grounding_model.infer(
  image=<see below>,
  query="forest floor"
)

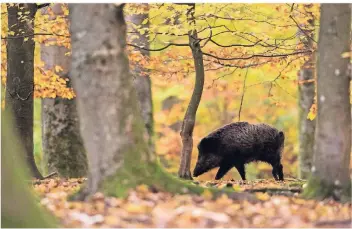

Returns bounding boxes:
[33,178,351,228]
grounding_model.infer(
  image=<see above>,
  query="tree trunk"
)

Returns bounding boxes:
[1,109,56,227]
[41,4,87,178]
[5,4,43,179]
[126,4,154,150]
[69,4,253,202]
[303,4,351,201]
[298,7,316,179]
[178,3,205,180]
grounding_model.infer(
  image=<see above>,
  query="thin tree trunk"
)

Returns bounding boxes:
[41,4,87,177]
[69,4,253,202]
[298,6,316,179]
[178,3,205,180]
[1,109,56,227]
[5,4,43,179]
[126,4,154,150]
[303,4,351,201]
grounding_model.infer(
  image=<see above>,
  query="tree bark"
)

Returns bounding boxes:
[1,109,56,227]
[69,4,253,202]
[5,4,43,179]
[298,6,316,179]
[126,4,154,150]
[178,3,205,180]
[303,4,351,201]
[41,4,87,178]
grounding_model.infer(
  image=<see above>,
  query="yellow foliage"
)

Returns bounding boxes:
[307,104,317,121]
[1,4,74,100]
[132,3,320,180]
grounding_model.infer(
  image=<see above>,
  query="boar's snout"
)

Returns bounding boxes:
[193,162,203,177]
[193,154,222,177]
[193,156,209,177]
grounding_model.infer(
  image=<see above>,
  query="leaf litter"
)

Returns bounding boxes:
[32,178,351,228]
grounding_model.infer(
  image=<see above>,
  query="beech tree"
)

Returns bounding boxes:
[297,4,316,179]
[303,4,351,201]
[5,3,48,179]
[40,3,87,177]
[126,4,154,149]
[69,3,253,201]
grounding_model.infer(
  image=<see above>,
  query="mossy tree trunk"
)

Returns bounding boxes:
[126,4,154,150]
[41,4,87,177]
[302,4,351,202]
[178,3,205,180]
[298,4,316,179]
[69,4,253,201]
[5,3,43,179]
[1,109,56,227]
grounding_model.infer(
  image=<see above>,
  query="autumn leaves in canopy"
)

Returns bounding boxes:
[1,3,351,196]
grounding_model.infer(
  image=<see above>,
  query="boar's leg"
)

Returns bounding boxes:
[271,166,279,180]
[271,162,284,181]
[215,163,233,180]
[277,164,284,181]
[234,163,246,180]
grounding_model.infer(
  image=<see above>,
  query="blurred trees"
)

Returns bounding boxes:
[126,4,154,149]
[69,3,253,201]
[40,3,87,178]
[126,3,317,180]
[297,4,316,179]
[4,3,349,187]
[5,3,44,179]
[303,4,351,201]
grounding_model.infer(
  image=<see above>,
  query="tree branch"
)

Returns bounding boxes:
[204,58,271,69]
[2,32,70,39]
[205,14,296,28]
[289,15,317,43]
[128,42,189,52]
[209,38,262,48]
[238,68,249,121]
[37,3,51,9]
[203,50,311,61]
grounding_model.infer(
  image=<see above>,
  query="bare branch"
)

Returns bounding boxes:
[37,3,51,9]
[289,15,317,43]
[208,38,262,48]
[205,14,296,28]
[238,68,249,121]
[128,42,189,52]
[2,32,69,39]
[290,4,295,12]
[210,68,238,87]
[204,58,272,69]
[203,50,311,61]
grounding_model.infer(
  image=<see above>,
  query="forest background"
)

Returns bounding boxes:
[1,3,347,181]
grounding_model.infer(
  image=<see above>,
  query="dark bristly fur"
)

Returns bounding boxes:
[193,122,285,181]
